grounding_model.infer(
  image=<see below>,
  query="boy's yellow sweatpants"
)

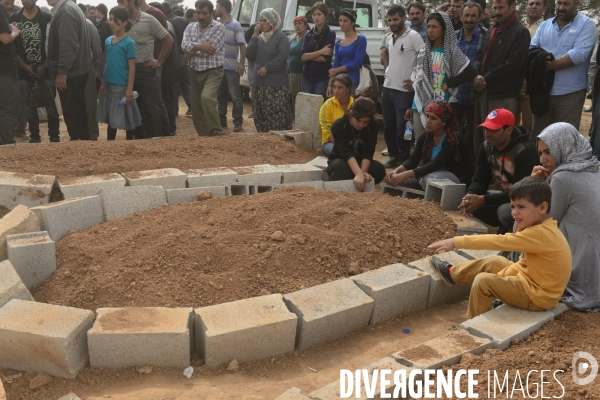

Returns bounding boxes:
[450,255,546,318]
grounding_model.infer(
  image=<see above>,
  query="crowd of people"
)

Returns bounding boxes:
[0,0,599,315]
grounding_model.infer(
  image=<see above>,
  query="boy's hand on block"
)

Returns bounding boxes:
[428,238,455,253]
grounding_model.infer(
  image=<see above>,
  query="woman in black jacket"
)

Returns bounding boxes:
[386,100,472,189]
[327,97,386,192]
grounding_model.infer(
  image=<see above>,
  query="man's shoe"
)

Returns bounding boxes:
[382,157,399,168]
[429,256,455,286]
[584,105,593,112]
[49,137,60,143]
[233,124,243,132]
[15,131,28,138]
[209,129,226,137]
[382,147,389,156]
[185,108,192,116]
[248,112,254,118]
[28,138,41,144]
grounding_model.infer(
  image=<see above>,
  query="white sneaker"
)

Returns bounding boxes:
[382,148,389,156]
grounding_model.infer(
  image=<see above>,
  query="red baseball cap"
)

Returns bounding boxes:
[478,109,515,130]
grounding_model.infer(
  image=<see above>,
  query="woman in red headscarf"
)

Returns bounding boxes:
[385,100,472,189]
[289,16,309,112]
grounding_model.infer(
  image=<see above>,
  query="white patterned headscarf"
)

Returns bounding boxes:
[259,8,281,42]
[537,122,600,183]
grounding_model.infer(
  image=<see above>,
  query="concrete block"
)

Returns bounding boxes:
[381,183,425,199]
[294,93,324,150]
[0,299,94,379]
[323,179,375,193]
[407,252,472,308]
[57,174,126,199]
[309,357,422,400]
[232,165,283,184]
[392,329,491,369]
[185,167,238,188]
[306,157,329,182]
[444,212,488,236]
[99,186,166,221]
[276,164,324,184]
[31,196,104,241]
[228,183,249,196]
[7,231,56,290]
[195,294,297,367]
[0,171,55,209]
[122,168,187,189]
[0,260,33,308]
[88,307,193,369]
[166,186,228,205]
[352,264,430,325]
[270,129,313,150]
[0,204,40,260]
[454,248,502,260]
[424,179,466,211]
[276,181,324,190]
[460,304,555,350]
[283,279,374,350]
[548,303,570,317]
[275,387,310,400]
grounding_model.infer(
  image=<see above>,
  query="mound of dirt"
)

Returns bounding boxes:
[0,135,315,179]
[33,187,455,310]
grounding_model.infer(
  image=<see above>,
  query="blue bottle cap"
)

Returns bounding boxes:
[403,328,410,334]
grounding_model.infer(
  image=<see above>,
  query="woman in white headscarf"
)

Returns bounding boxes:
[533,122,600,312]
[246,8,292,132]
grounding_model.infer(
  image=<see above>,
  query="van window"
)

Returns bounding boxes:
[233,0,257,26]
[296,0,372,28]
[256,0,286,24]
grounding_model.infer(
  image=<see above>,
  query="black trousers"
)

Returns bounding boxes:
[58,72,90,140]
[327,158,387,184]
[132,65,162,139]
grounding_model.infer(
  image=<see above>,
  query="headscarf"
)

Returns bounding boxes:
[293,15,310,30]
[537,122,600,183]
[339,8,357,23]
[259,8,281,43]
[422,101,461,163]
[413,11,470,128]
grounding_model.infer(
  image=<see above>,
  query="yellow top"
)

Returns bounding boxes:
[454,218,571,309]
[319,96,354,145]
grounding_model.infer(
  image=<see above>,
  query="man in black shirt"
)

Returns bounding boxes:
[0,4,20,145]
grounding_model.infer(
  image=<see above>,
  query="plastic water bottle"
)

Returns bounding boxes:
[404,121,413,140]
[119,91,139,105]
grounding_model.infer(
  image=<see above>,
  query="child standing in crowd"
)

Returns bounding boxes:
[97,7,141,140]
[428,177,572,318]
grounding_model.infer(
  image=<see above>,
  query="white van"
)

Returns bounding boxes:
[230,0,387,93]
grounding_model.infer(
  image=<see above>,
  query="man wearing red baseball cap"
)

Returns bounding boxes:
[458,108,538,232]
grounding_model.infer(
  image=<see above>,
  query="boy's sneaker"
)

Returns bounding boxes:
[492,299,504,309]
[429,256,455,286]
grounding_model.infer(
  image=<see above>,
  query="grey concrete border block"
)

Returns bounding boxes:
[0,299,94,379]
[548,303,570,317]
[31,196,104,241]
[0,171,55,209]
[392,329,491,369]
[275,181,324,190]
[351,263,430,325]
[283,279,374,350]
[275,387,310,400]
[57,174,126,199]
[99,186,166,221]
[294,93,324,150]
[323,179,375,193]
[276,164,324,183]
[121,168,187,189]
[232,165,283,184]
[380,183,425,199]
[454,248,502,260]
[444,212,488,236]
[195,294,297,368]
[7,231,56,290]
[0,204,41,261]
[306,157,329,182]
[185,168,238,188]
[0,260,33,308]
[270,130,313,150]
[407,252,472,308]
[460,305,555,349]
[424,179,466,211]
[88,307,193,369]
[166,186,228,205]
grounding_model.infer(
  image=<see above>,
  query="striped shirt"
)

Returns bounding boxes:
[127,10,168,63]
[455,26,486,105]
[181,20,225,72]
[220,17,245,71]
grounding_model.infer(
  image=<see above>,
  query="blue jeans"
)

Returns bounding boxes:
[381,87,414,162]
[19,74,60,141]
[592,93,600,159]
[322,142,333,157]
[217,69,243,125]
[301,76,328,100]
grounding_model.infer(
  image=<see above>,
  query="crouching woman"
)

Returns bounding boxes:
[327,97,386,191]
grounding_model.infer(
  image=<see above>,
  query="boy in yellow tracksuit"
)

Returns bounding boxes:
[428,177,572,318]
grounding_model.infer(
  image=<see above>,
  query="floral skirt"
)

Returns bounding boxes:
[251,85,292,133]
[97,82,142,130]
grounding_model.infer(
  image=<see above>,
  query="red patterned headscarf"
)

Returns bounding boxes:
[422,101,461,163]
[293,16,310,29]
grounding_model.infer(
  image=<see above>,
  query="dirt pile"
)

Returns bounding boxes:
[33,187,455,310]
[0,135,315,179]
